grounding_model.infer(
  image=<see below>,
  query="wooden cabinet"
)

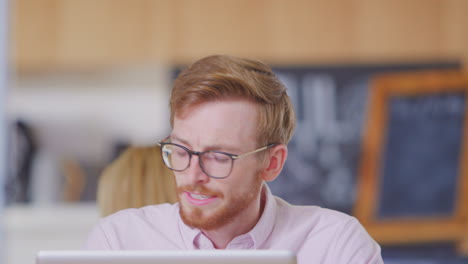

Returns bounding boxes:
[11,0,156,71]
[12,0,59,70]
[10,0,468,72]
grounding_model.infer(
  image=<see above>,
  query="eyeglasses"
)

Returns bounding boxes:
[157,141,277,179]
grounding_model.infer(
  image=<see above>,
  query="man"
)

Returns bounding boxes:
[85,55,383,263]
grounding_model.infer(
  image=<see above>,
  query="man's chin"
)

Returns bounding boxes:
[179,206,226,231]
[177,179,263,231]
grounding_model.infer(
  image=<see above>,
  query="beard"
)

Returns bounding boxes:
[177,175,263,231]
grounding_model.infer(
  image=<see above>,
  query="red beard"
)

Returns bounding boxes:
[177,177,263,230]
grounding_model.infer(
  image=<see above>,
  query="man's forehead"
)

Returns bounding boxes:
[171,100,259,150]
[171,121,254,151]
[173,99,259,126]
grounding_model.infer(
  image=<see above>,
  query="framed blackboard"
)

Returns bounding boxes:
[354,70,468,248]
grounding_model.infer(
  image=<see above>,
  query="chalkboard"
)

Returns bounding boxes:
[379,93,465,219]
[354,70,468,246]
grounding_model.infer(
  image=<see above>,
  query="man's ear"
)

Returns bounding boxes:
[260,144,288,182]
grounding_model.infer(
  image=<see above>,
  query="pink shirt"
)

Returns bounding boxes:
[84,186,383,263]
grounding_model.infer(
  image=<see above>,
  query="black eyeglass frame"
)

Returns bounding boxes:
[157,141,278,179]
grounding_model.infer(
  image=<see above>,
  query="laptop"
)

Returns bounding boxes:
[36,250,297,264]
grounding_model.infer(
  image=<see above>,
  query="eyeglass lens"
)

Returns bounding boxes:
[161,144,233,178]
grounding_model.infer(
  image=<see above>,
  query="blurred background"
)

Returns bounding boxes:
[1,0,468,263]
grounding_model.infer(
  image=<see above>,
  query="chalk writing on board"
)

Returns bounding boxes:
[378,93,466,219]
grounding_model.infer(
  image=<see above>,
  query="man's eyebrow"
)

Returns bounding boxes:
[170,134,241,154]
[170,134,190,146]
[204,144,241,154]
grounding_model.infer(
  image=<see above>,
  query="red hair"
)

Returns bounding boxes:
[170,55,296,146]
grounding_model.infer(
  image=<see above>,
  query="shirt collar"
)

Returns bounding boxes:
[177,183,278,249]
[176,204,200,249]
[248,184,277,248]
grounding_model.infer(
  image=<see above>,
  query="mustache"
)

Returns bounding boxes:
[177,185,223,197]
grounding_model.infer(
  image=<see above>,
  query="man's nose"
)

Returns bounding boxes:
[185,154,210,185]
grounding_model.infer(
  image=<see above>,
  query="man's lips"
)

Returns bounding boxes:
[184,191,218,206]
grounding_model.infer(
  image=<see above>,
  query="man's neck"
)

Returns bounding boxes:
[201,191,266,249]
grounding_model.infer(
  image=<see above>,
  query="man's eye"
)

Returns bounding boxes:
[204,153,228,162]
[214,154,230,163]
[175,150,188,157]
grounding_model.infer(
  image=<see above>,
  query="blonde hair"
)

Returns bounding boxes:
[98,146,177,217]
[170,55,296,146]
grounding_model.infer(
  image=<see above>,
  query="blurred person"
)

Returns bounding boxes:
[98,146,177,217]
[85,55,383,263]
